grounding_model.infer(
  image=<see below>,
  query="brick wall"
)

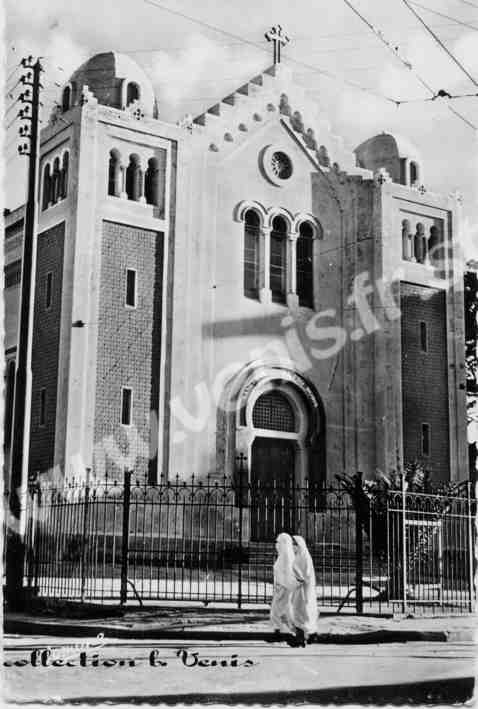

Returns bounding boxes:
[94,221,163,480]
[400,282,450,480]
[29,222,65,475]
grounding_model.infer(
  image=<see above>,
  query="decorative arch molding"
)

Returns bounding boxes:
[292,212,323,239]
[216,360,326,486]
[266,206,294,230]
[234,202,322,235]
[233,200,268,226]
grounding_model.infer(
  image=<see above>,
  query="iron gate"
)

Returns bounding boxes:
[16,470,476,615]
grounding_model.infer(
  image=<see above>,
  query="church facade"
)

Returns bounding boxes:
[4,51,468,496]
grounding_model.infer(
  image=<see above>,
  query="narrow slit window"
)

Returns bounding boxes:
[121,387,133,426]
[125,269,137,308]
[39,388,47,426]
[419,321,428,352]
[45,272,53,309]
[421,423,431,457]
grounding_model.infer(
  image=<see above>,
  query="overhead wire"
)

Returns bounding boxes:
[455,0,478,9]
[5,62,22,85]
[341,0,476,129]
[448,105,477,128]
[142,0,399,105]
[401,0,478,87]
[409,1,478,32]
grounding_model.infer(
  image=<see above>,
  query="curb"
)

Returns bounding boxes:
[15,677,472,705]
[4,618,475,643]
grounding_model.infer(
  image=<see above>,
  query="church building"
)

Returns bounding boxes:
[4,50,468,502]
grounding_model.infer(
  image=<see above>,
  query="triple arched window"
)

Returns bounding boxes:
[242,208,318,308]
[41,151,69,211]
[401,219,443,266]
[107,148,163,208]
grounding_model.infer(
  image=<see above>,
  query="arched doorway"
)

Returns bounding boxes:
[249,387,306,541]
[219,362,326,541]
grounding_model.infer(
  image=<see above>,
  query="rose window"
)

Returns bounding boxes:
[270,151,293,180]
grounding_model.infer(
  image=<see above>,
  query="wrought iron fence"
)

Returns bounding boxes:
[14,470,476,615]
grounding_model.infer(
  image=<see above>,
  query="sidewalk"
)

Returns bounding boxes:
[4,602,477,643]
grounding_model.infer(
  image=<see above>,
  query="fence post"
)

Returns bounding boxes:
[33,476,41,593]
[120,469,131,606]
[467,481,475,613]
[237,453,246,610]
[401,472,408,615]
[354,471,363,614]
[25,475,36,591]
[80,467,91,604]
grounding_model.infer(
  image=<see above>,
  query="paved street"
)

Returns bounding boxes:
[3,634,476,705]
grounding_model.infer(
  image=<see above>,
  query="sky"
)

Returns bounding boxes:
[3,0,478,261]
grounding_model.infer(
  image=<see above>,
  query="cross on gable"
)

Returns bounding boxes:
[265,24,290,64]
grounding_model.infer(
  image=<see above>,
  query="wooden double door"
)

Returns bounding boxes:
[250,437,296,541]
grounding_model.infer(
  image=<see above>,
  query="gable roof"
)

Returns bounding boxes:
[190,63,364,176]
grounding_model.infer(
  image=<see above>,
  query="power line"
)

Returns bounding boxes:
[409,1,478,33]
[6,62,21,85]
[5,114,21,132]
[341,0,435,97]
[342,0,415,70]
[448,105,477,129]
[399,89,478,103]
[455,0,478,9]
[401,0,478,87]
[340,0,476,129]
[142,0,399,105]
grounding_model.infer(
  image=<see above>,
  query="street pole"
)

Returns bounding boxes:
[5,56,43,610]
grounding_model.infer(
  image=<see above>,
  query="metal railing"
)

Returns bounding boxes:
[13,469,476,615]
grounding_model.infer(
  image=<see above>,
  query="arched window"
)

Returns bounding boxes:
[108,149,122,197]
[61,85,71,112]
[4,360,15,449]
[410,161,419,185]
[125,154,142,201]
[402,219,412,261]
[60,152,69,199]
[270,215,287,303]
[414,223,426,263]
[428,225,440,267]
[51,157,61,205]
[145,157,159,206]
[252,390,296,432]
[244,209,260,298]
[126,82,140,106]
[296,221,314,308]
[42,164,51,211]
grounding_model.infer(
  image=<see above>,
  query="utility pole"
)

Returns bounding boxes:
[5,56,43,610]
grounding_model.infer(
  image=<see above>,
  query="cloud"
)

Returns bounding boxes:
[149,33,260,109]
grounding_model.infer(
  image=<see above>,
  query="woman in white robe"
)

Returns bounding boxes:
[291,535,319,644]
[270,532,298,634]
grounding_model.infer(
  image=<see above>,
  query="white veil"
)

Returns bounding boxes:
[273,533,297,590]
[292,535,315,584]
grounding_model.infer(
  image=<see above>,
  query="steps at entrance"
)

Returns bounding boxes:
[245,542,357,570]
